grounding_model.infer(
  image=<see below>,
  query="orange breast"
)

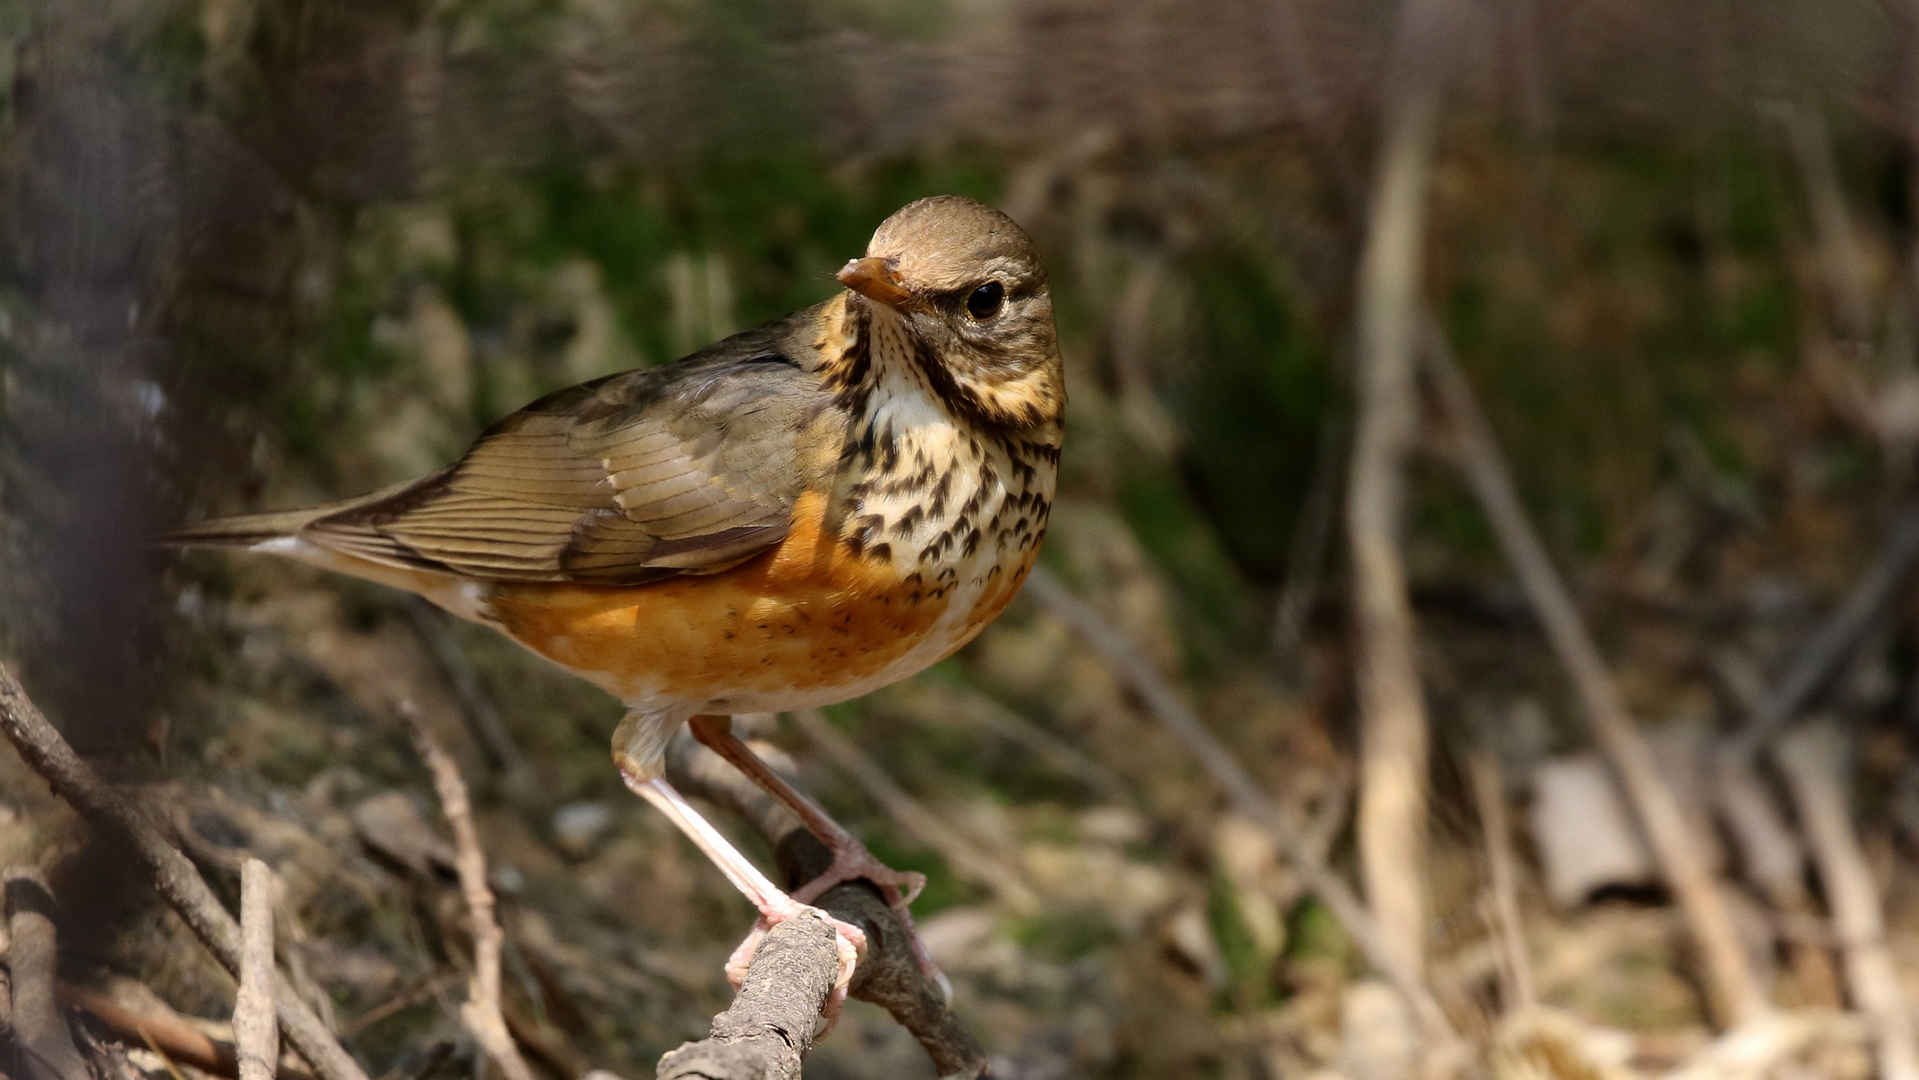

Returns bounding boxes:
[485,491,952,703]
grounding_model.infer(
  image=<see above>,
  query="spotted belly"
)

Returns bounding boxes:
[481,491,1029,713]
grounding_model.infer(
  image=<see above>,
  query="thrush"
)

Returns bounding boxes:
[165,195,1065,1015]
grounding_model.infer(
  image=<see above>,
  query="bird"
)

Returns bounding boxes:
[163,194,1065,1017]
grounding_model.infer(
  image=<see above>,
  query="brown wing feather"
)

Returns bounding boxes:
[302,311,840,583]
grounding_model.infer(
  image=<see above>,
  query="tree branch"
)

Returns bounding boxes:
[1422,334,1765,1027]
[1346,0,1457,985]
[1775,723,1919,1080]
[0,661,370,1080]
[6,866,89,1080]
[1022,567,1454,1041]
[403,709,535,1080]
[1721,505,1919,765]
[235,859,280,1080]
[662,736,989,1078]
[654,912,841,1080]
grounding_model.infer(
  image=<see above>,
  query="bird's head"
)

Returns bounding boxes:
[838,196,1064,431]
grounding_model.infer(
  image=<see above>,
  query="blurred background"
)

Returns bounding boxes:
[4,0,1919,1076]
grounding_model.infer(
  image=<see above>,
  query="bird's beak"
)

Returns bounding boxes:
[837,255,916,311]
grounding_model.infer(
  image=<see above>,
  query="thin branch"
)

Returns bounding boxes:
[1421,335,1764,1027]
[1711,652,1842,1004]
[236,859,280,1080]
[1721,505,1919,765]
[403,600,520,775]
[1272,414,1345,659]
[1022,566,1454,1040]
[654,912,840,1080]
[403,709,535,1080]
[6,867,89,1080]
[1774,722,1919,1080]
[0,661,370,1080]
[1346,0,1456,985]
[664,736,989,1078]
[791,708,1041,914]
[57,983,321,1080]
[1778,104,1874,341]
[1466,752,1534,1012]
[1668,1010,1873,1080]
[904,684,1132,805]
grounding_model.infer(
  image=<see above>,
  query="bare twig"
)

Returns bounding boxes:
[791,709,1041,914]
[1721,505,1919,764]
[403,709,535,1080]
[1422,337,1764,1027]
[899,683,1132,805]
[1668,1009,1873,1080]
[1711,653,1842,1004]
[1774,722,1919,1080]
[1022,566,1454,1040]
[6,867,89,1080]
[0,661,370,1080]
[1466,753,1535,1012]
[653,912,841,1080]
[1346,0,1457,985]
[403,600,520,775]
[665,736,989,1078]
[1778,104,1874,340]
[1272,415,1345,658]
[236,859,280,1080]
[57,983,322,1080]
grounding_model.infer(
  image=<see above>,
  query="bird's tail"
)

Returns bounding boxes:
[154,507,331,549]
[157,482,492,624]
[156,477,424,550]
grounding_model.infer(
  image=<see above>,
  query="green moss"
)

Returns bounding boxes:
[1206,871,1272,1007]
[1284,897,1354,970]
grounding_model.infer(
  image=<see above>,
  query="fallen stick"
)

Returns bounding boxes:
[1422,336,1764,1027]
[1775,722,1919,1080]
[235,859,280,1080]
[1022,566,1454,1040]
[0,661,369,1080]
[1721,505,1919,765]
[403,709,535,1080]
[1345,0,1457,985]
[56,983,328,1080]
[6,866,89,1080]
[1467,752,1534,1012]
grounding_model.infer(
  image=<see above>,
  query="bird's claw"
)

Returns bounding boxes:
[726,901,867,1036]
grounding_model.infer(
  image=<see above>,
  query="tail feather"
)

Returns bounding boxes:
[157,476,428,550]
[159,481,493,624]
[156,507,330,548]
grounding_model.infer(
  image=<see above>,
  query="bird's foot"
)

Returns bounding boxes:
[725,897,867,1035]
[790,837,925,909]
[790,839,950,1003]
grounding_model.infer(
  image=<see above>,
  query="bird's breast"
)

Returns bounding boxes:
[483,315,1058,713]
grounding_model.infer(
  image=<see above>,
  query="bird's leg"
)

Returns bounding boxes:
[612,712,865,1028]
[687,714,947,997]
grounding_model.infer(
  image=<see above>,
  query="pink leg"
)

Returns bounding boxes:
[688,715,948,998]
[616,764,865,1027]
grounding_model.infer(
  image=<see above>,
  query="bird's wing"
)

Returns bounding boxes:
[304,322,840,584]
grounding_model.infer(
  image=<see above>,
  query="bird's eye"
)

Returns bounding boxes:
[966,280,1005,320]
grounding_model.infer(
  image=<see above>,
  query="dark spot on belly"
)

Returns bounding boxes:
[919,530,953,564]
